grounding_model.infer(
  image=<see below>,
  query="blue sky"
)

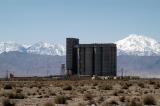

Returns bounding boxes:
[0,0,160,44]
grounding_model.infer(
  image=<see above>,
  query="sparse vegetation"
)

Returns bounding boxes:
[143,94,156,105]
[0,79,160,105]
[127,97,143,106]
[16,88,23,93]
[120,96,125,102]
[113,90,118,96]
[138,82,145,88]
[154,83,160,89]
[149,80,156,85]
[4,84,12,89]
[101,99,118,106]
[83,92,93,101]
[55,95,67,104]
[99,84,113,90]
[122,82,132,89]
[44,102,55,106]
[92,82,98,86]
[109,99,119,105]
[8,92,26,99]
[2,98,15,106]
[63,85,72,90]
[97,96,105,104]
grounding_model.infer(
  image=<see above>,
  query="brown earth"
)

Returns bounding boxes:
[0,79,160,106]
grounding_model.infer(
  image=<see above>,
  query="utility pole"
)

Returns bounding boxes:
[121,68,124,78]
[77,47,80,77]
[6,70,9,80]
[4,42,6,52]
[61,64,65,75]
[47,69,49,77]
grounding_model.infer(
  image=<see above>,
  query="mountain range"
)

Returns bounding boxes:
[0,34,160,78]
[0,41,65,56]
[0,52,65,77]
[0,34,160,56]
[116,34,160,56]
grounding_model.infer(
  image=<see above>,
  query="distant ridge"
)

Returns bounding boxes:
[0,34,160,56]
[0,51,65,77]
[116,34,160,56]
[27,41,65,56]
[0,41,65,56]
[1,34,160,78]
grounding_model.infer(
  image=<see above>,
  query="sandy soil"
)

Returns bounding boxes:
[0,79,160,106]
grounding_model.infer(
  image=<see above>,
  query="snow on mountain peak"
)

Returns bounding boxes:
[27,41,65,56]
[0,42,25,53]
[0,34,159,56]
[0,41,65,56]
[116,34,160,56]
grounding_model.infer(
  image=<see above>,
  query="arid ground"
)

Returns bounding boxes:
[0,78,160,106]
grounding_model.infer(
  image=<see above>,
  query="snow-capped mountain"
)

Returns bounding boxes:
[0,41,65,56]
[0,34,160,56]
[0,42,26,53]
[116,34,160,56]
[27,41,65,56]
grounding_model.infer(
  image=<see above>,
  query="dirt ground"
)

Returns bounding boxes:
[0,78,160,106]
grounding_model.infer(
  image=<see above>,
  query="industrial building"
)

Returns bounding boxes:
[66,38,117,76]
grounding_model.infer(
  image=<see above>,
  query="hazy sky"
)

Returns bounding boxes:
[0,0,160,44]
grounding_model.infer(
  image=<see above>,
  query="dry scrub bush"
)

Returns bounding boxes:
[126,97,142,106]
[54,95,67,104]
[138,82,145,88]
[101,99,118,106]
[143,95,156,105]
[83,92,93,101]
[87,100,97,106]
[2,98,15,106]
[122,82,132,89]
[149,80,156,85]
[63,85,72,90]
[3,92,26,99]
[16,88,23,93]
[122,84,129,89]
[99,84,113,90]
[4,84,12,89]
[119,96,125,102]
[113,90,118,96]
[118,89,124,93]
[44,102,55,106]
[91,86,96,89]
[97,96,105,104]
[154,83,160,89]
[92,82,98,86]
[77,103,86,106]
[50,92,56,96]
